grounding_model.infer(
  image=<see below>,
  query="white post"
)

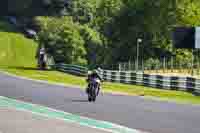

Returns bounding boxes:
[163,56,166,72]
[119,63,121,71]
[136,38,142,72]
[142,59,144,72]
[171,56,173,72]
[192,49,194,76]
[136,41,139,71]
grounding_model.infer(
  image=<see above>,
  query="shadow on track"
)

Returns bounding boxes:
[71,99,89,103]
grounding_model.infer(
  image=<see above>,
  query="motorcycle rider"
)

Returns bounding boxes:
[36,45,46,68]
[86,69,102,95]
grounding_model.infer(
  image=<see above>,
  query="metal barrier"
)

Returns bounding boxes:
[98,69,199,93]
[53,64,200,94]
[52,63,88,76]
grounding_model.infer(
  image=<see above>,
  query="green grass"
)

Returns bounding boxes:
[0,20,200,105]
[0,21,37,68]
[4,68,86,87]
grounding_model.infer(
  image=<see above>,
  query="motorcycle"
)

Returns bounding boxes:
[38,60,46,70]
[88,78,101,102]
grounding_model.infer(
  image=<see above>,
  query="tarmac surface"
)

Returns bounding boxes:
[0,72,200,133]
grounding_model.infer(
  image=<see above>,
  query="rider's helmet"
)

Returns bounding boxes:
[87,71,92,75]
[97,67,101,71]
[92,69,99,75]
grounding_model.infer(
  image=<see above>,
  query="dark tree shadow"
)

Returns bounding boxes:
[0,17,20,33]
[6,66,54,71]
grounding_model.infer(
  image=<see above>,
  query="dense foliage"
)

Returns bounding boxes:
[4,0,200,68]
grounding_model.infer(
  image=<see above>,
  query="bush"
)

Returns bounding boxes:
[145,58,161,70]
[35,16,87,66]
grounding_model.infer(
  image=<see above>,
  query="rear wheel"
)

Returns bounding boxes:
[88,84,98,102]
[92,96,96,102]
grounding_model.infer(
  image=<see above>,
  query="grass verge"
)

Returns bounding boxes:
[0,21,37,68]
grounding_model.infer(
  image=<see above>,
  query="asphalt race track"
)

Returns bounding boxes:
[0,72,200,133]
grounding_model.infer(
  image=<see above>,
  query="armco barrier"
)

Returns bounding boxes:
[97,69,199,93]
[53,64,200,94]
[53,63,88,76]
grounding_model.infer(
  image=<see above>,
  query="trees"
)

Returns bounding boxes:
[80,25,107,68]
[4,0,200,68]
[35,16,87,65]
[67,0,124,67]
[176,0,200,26]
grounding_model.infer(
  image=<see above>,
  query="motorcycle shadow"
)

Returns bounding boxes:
[71,99,89,103]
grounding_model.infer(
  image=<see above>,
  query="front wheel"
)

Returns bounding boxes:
[88,94,96,102]
[88,96,92,102]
